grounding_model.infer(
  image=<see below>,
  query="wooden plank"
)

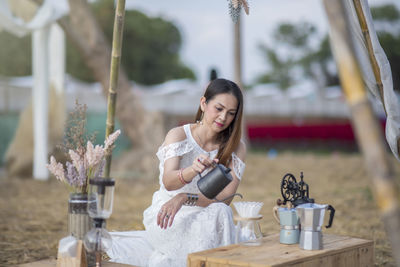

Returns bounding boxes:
[187,234,374,267]
[272,236,373,266]
[189,234,349,262]
[359,245,374,267]
[188,234,310,265]
[187,254,206,267]
[284,243,375,267]
[327,249,359,267]
[252,242,372,266]
[255,235,371,266]
[16,259,134,267]
[16,259,56,267]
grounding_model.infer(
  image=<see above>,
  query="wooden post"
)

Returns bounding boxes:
[352,0,400,156]
[233,13,249,144]
[233,13,242,89]
[352,0,385,114]
[104,0,126,177]
[32,25,50,180]
[323,1,400,266]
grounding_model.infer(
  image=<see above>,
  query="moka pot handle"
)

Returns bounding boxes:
[325,205,335,228]
[273,206,280,223]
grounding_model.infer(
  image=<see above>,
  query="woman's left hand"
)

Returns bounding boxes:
[157,193,186,229]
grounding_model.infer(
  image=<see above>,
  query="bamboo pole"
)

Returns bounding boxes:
[352,0,386,115]
[352,0,400,156]
[104,0,126,178]
[323,1,400,266]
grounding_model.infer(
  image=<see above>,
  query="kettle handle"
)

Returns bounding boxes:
[272,206,280,223]
[325,205,335,228]
[198,162,228,179]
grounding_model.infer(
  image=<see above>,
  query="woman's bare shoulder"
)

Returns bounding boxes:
[163,125,187,146]
[235,139,247,161]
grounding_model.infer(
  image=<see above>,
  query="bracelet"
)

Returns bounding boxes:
[178,168,190,185]
[184,193,199,206]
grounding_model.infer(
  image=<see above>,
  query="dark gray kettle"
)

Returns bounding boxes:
[197,163,233,199]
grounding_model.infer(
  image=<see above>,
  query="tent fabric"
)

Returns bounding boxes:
[345,0,400,160]
[0,0,68,37]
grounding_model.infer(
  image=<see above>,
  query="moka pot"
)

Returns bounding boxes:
[296,203,335,250]
[273,206,300,244]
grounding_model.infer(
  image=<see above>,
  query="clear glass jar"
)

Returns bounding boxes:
[235,216,263,246]
[84,225,112,252]
[68,193,91,240]
[87,178,115,219]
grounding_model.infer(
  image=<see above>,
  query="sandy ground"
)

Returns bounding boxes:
[0,151,399,266]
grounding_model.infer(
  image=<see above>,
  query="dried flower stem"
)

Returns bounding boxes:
[48,101,120,194]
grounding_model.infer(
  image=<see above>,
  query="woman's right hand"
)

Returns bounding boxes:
[157,193,186,229]
[191,154,219,174]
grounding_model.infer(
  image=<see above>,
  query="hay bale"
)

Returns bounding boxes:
[5,85,65,177]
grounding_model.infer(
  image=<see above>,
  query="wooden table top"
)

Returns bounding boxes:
[188,233,374,267]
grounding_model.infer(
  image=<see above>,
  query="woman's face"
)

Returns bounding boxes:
[201,93,239,132]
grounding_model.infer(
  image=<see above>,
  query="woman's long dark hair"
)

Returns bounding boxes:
[194,78,244,166]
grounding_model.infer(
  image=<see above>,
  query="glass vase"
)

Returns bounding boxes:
[68,193,95,267]
[68,193,92,239]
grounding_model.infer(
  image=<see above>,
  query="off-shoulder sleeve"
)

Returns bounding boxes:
[232,152,245,180]
[156,139,193,163]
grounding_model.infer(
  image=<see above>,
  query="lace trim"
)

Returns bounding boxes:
[142,202,235,267]
[232,153,245,180]
[184,124,218,155]
[156,139,194,163]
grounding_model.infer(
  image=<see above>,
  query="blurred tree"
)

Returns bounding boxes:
[0,0,195,85]
[273,22,316,48]
[371,4,400,22]
[298,35,339,87]
[82,0,195,84]
[0,32,31,76]
[257,46,294,89]
[257,22,321,90]
[258,4,400,92]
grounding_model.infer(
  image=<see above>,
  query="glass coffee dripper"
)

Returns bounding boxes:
[233,201,264,246]
[84,178,115,267]
[235,216,263,245]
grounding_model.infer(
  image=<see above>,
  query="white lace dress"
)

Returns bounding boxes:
[107,124,246,267]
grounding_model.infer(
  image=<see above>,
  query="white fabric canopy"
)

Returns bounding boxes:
[0,0,68,36]
[0,0,68,179]
[345,0,400,160]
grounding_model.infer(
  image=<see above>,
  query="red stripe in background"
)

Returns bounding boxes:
[180,119,386,142]
[247,120,386,141]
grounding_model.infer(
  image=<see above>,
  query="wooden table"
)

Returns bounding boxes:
[187,234,374,267]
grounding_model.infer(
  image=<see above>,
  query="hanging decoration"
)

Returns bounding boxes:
[228,0,249,23]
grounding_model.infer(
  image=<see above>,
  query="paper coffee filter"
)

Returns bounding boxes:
[233,201,264,218]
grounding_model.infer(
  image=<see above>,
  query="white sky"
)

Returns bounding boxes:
[126,0,400,86]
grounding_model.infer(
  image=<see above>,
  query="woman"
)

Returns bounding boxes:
[107,78,246,267]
